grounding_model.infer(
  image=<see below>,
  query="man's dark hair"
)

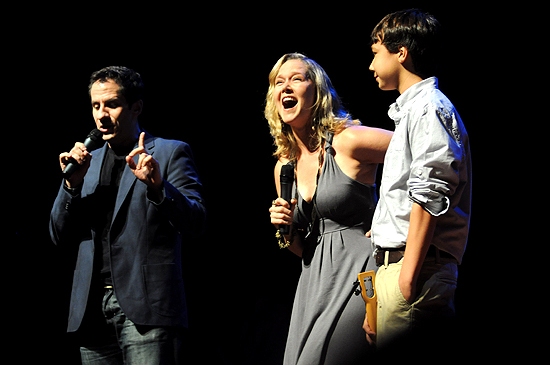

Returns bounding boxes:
[89,66,145,107]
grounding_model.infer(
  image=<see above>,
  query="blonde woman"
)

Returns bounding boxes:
[267,53,393,364]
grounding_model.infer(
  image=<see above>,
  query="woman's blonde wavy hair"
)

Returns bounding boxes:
[265,53,360,163]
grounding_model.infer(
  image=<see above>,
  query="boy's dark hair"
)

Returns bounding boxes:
[88,66,145,107]
[371,8,442,78]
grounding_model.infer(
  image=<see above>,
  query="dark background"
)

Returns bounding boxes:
[9,2,501,364]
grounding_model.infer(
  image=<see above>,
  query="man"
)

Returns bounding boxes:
[49,65,207,364]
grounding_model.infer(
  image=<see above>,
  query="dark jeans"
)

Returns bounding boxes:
[79,288,185,365]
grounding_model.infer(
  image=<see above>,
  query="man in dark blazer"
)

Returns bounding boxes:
[49,66,207,365]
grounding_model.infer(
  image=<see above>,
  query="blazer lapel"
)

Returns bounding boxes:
[112,133,155,219]
[84,144,108,193]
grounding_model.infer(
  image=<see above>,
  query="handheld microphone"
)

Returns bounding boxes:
[62,129,104,179]
[279,163,294,235]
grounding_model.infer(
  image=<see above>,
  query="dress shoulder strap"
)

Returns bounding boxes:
[325,131,334,145]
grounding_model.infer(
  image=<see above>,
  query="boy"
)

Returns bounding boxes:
[364,8,472,355]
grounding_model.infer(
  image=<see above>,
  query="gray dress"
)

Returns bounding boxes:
[284,132,378,365]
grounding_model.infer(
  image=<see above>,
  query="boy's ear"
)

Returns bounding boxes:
[397,46,408,64]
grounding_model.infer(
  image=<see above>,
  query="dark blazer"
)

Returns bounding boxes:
[49,132,207,332]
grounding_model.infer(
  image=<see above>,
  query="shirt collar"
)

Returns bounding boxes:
[388,77,438,124]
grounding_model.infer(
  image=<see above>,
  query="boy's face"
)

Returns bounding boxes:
[369,40,401,92]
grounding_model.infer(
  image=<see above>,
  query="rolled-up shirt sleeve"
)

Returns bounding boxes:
[408,104,464,217]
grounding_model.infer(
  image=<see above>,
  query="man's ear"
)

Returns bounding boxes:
[131,100,143,115]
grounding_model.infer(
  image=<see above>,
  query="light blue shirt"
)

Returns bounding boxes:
[371,77,472,264]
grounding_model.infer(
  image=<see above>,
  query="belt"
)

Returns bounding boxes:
[375,247,405,266]
[375,245,455,266]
